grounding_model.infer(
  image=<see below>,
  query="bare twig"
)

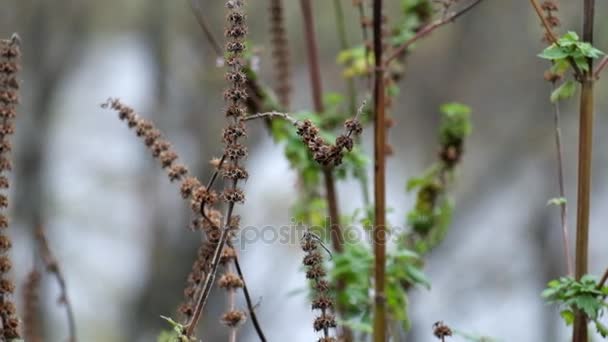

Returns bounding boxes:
[385,0,485,65]
[189,0,223,57]
[598,267,608,289]
[232,252,267,341]
[242,111,298,124]
[36,227,77,342]
[185,199,236,337]
[529,0,559,44]
[593,56,608,79]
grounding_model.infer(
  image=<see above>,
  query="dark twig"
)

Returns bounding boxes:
[372,0,387,340]
[189,0,223,57]
[593,56,608,79]
[36,227,77,342]
[385,0,485,65]
[598,267,608,290]
[232,251,267,341]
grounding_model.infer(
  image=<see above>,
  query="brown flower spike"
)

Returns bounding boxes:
[0,34,22,340]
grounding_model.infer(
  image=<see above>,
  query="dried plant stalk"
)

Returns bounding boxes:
[269,0,292,109]
[0,34,22,341]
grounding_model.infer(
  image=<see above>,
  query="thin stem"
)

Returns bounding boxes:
[36,227,77,342]
[385,0,485,65]
[529,0,559,44]
[355,0,373,91]
[232,252,267,341]
[372,0,387,341]
[189,0,223,57]
[298,0,344,254]
[528,0,583,78]
[333,0,358,115]
[598,267,608,289]
[550,82,573,276]
[300,0,324,112]
[186,199,237,337]
[242,111,298,124]
[299,1,348,339]
[573,2,595,341]
[227,262,237,342]
[593,55,607,79]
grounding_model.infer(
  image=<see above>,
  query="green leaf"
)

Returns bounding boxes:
[440,102,471,116]
[547,197,567,206]
[404,264,431,289]
[560,309,575,325]
[550,81,576,103]
[595,320,608,338]
[538,45,570,60]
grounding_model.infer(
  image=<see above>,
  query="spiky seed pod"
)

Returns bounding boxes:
[301,234,336,339]
[221,310,247,327]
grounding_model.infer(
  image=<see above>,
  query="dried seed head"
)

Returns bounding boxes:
[168,164,188,182]
[313,314,337,332]
[225,143,248,160]
[312,295,334,310]
[180,177,202,199]
[221,310,247,327]
[433,321,453,339]
[218,272,244,289]
[344,118,363,135]
[221,188,245,203]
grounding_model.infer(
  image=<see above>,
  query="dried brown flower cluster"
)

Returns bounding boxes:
[540,1,562,83]
[296,117,363,167]
[269,0,291,109]
[301,233,336,341]
[0,34,21,340]
[22,270,41,342]
[218,0,250,333]
[432,321,453,341]
[540,1,560,43]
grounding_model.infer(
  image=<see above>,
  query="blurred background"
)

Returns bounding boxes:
[1,0,608,341]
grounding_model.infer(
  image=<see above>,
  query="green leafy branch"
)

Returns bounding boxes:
[542,275,608,337]
[404,103,471,255]
[538,31,604,102]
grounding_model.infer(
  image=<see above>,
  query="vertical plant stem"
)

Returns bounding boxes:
[299,0,344,254]
[372,0,387,341]
[299,1,349,338]
[334,0,370,207]
[573,1,595,341]
[333,0,358,114]
[232,252,267,341]
[550,82,573,276]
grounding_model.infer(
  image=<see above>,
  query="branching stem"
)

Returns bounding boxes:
[385,0,485,65]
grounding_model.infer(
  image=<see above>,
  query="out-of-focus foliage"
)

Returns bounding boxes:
[542,275,608,337]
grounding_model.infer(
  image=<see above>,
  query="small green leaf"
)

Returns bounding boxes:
[560,310,575,325]
[595,320,608,338]
[547,197,567,206]
[550,81,576,103]
[404,264,431,289]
